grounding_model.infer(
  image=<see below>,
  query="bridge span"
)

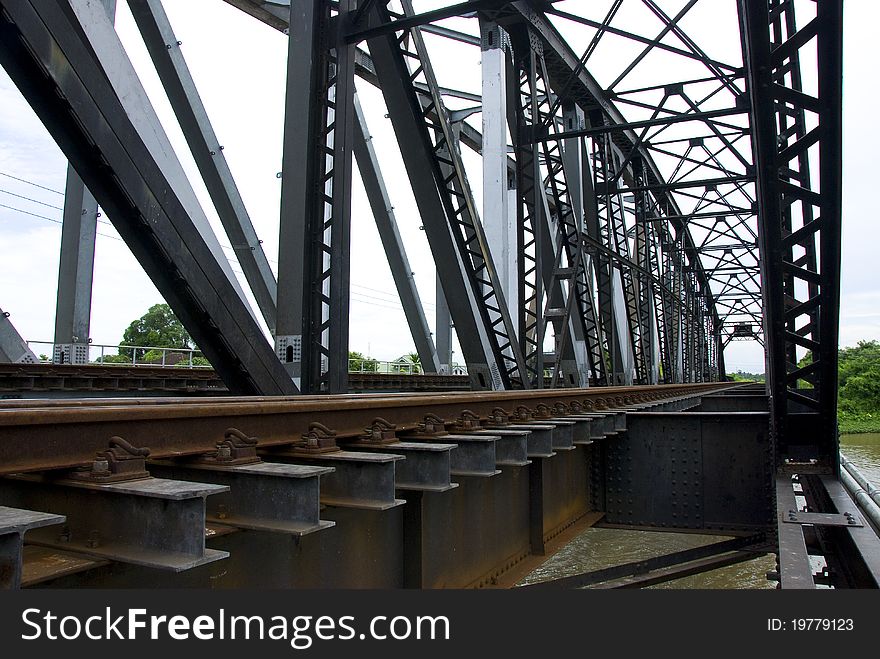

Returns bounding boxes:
[0,0,876,591]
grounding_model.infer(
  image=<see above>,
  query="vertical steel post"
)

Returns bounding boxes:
[435,277,453,373]
[739,0,842,470]
[481,20,518,324]
[53,0,115,364]
[278,0,356,393]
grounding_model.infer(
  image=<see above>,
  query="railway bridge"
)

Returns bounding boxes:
[1,0,877,589]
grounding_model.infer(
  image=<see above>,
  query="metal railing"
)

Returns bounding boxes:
[27,341,209,368]
[26,341,470,375]
[840,453,880,532]
[348,359,467,375]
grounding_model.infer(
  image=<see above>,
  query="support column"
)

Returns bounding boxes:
[481,21,517,322]
[53,169,98,365]
[277,0,356,393]
[53,0,115,365]
[435,278,453,374]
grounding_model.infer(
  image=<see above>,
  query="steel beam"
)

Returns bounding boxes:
[352,95,440,373]
[0,506,65,589]
[127,0,279,334]
[53,169,98,365]
[277,0,356,393]
[0,475,229,571]
[0,0,296,394]
[0,308,37,364]
[149,455,335,536]
[481,21,518,323]
[52,0,115,364]
[435,278,454,374]
[739,0,842,470]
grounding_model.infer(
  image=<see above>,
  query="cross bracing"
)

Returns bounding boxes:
[0,0,841,468]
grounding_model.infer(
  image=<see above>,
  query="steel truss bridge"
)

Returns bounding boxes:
[0,0,877,590]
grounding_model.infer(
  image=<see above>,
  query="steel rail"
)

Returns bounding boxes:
[0,383,732,475]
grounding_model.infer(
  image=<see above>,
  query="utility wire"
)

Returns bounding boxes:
[0,170,64,195]
[0,188,63,210]
[0,202,122,243]
[2,176,435,311]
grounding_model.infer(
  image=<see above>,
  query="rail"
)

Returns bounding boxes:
[0,382,733,475]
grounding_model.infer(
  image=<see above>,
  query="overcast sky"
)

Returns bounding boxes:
[0,0,876,375]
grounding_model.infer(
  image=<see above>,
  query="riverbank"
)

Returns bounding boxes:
[839,412,880,434]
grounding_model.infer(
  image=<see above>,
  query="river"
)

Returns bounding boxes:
[518,433,880,589]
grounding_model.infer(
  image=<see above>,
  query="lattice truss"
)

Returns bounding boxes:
[344,0,767,385]
[0,0,834,394]
[522,0,764,378]
[340,0,768,386]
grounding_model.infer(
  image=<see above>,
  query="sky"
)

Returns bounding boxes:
[0,0,876,375]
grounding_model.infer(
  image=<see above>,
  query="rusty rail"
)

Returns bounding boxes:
[0,363,472,394]
[0,383,733,474]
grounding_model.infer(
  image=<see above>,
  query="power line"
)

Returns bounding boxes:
[0,188,63,210]
[0,202,60,224]
[1,178,437,311]
[0,171,64,195]
[0,202,123,242]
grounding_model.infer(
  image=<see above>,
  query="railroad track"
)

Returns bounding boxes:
[0,363,471,394]
[0,383,730,474]
[0,382,740,588]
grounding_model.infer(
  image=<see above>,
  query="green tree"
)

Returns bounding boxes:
[730,370,765,382]
[348,350,378,372]
[838,340,880,414]
[119,303,193,359]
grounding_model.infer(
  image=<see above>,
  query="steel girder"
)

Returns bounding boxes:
[277,0,357,393]
[0,0,297,395]
[367,1,529,390]
[6,0,838,406]
[53,0,115,361]
[53,167,99,359]
[222,1,725,388]
[352,95,441,373]
[513,43,606,389]
[127,0,279,335]
[740,0,842,471]
[507,1,731,384]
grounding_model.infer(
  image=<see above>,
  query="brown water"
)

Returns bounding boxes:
[519,434,880,589]
[518,528,777,589]
[841,432,880,487]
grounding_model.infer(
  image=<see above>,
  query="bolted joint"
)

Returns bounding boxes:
[454,409,484,431]
[418,414,448,436]
[194,427,261,465]
[358,418,398,445]
[295,422,340,453]
[534,403,553,420]
[553,402,570,417]
[70,436,151,483]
